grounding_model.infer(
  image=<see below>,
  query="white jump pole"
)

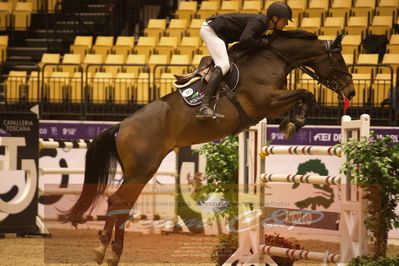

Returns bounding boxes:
[224,115,370,265]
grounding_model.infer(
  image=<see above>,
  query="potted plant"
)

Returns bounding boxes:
[339,133,399,263]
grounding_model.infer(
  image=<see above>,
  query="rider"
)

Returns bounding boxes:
[195,1,293,120]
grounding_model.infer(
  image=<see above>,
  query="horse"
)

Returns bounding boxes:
[63,30,355,265]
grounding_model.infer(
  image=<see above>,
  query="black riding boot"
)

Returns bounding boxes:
[195,66,225,120]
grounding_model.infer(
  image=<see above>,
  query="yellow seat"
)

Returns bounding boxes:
[134,36,157,61]
[175,1,197,21]
[90,72,113,103]
[387,34,399,53]
[5,71,27,102]
[241,0,262,14]
[299,17,321,34]
[70,72,85,103]
[92,36,114,61]
[144,19,166,42]
[372,73,396,106]
[114,72,136,104]
[305,0,329,18]
[113,36,135,61]
[70,36,93,61]
[342,53,355,65]
[381,53,399,74]
[329,0,351,19]
[46,72,70,103]
[198,41,209,56]
[351,73,372,106]
[354,54,379,75]
[27,71,42,102]
[13,2,32,30]
[169,54,192,75]
[192,54,203,67]
[60,53,81,74]
[83,54,103,75]
[197,1,219,20]
[124,54,148,76]
[368,16,393,37]
[158,72,176,98]
[0,2,12,30]
[342,34,362,59]
[187,19,203,37]
[345,16,368,37]
[351,0,375,18]
[298,72,320,95]
[321,17,345,36]
[376,0,398,17]
[39,53,60,74]
[318,35,337,41]
[287,0,306,22]
[148,54,169,79]
[104,54,124,77]
[135,72,151,104]
[218,1,240,15]
[166,19,188,41]
[156,36,178,60]
[0,35,8,62]
[178,36,201,58]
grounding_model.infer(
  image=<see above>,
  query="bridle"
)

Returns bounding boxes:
[267,39,352,98]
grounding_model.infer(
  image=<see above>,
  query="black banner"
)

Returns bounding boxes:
[0,112,39,234]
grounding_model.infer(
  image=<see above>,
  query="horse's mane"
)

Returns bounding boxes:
[268,30,318,40]
[229,30,318,56]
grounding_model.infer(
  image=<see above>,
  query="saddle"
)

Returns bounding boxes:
[173,55,255,134]
[173,56,240,106]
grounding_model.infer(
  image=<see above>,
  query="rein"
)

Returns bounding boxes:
[267,43,352,114]
[267,45,344,95]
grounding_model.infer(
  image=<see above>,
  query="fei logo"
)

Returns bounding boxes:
[0,137,37,220]
[313,133,331,141]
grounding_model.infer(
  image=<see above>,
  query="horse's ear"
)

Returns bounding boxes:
[332,34,345,47]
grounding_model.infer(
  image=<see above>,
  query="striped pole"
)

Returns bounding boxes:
[259,173,341,185]
[39,188,175,196]
[260,145,341,158]
[260,245,340,263]
[39,138,92,149]
[39,168,177,177]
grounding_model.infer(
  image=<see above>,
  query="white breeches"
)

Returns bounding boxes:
[200,22,230,75]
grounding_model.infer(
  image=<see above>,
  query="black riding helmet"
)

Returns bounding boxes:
[267,2,293,22]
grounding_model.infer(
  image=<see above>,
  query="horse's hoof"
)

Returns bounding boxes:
[107,251,120,266]
[93,245,107,265]
[284,122,297,139]
[279,117,290,132]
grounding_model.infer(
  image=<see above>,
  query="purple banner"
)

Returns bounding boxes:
[39,121,116,140]
[268,126,399,146]
[1,120,398,142]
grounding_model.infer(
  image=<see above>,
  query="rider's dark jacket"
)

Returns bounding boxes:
[206,13,270,48]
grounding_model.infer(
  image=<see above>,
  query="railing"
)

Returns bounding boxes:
[0,62,397,123]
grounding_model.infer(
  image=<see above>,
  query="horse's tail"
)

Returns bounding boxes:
[63,124,120,226]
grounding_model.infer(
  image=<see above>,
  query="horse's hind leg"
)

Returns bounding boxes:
[106,153,166,266]
[93,216,115,264]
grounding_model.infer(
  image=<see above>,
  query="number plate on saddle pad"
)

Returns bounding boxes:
[178,63,240,106]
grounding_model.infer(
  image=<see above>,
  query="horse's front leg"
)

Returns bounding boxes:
[270,89,315,139]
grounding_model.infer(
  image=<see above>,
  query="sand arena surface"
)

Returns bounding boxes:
[1,229,399,265]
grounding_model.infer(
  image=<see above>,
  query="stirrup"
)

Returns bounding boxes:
[195,106,214,120]
[212,112,225,120]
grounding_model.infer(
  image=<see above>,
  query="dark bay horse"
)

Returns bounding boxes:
[63,30,355,265]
